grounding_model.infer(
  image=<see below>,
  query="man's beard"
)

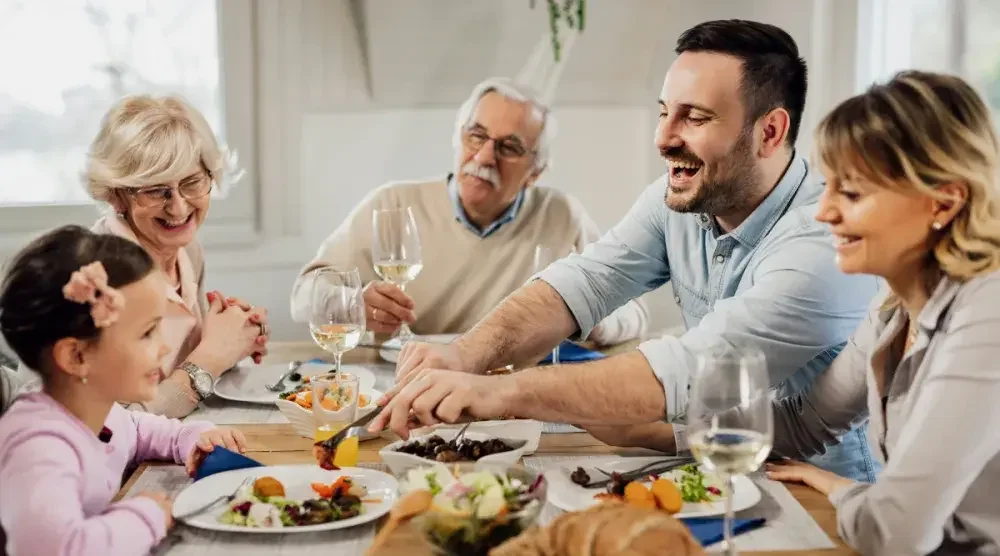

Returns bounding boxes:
[664,130,761,216]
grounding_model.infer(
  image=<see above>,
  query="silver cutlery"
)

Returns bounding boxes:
[174,476,254,520]
[583,458,696,488]
[265,360,304,392]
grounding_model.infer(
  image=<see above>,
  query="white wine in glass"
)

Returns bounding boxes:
[372,207,423,341]
[309,268,366,374]
[687,344,773,555]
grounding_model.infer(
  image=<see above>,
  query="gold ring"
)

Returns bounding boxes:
[259,322,268,336]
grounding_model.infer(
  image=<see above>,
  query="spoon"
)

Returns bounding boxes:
[366,489,433,555]
[265,360,303,392]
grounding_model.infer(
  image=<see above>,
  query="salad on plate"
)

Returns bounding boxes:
[219,475,374,528]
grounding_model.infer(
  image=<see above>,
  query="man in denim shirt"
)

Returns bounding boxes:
[374,19,881,482]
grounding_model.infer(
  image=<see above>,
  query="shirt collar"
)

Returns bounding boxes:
[695,154,809,247]
[876,274,963,334]
[447,173,524,238]
[100,215,198,310]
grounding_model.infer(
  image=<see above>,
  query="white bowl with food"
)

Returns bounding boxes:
[275,387,382,440]
[379,429,528,476]
[409,419,544,454]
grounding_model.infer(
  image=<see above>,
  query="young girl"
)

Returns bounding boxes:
[0,226,247,556]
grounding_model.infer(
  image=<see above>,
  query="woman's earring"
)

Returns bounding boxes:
[80,375,88,385]
[932,221,943,230]
[116,211,126,219]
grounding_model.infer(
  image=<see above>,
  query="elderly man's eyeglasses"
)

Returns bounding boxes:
[128,173,212,208]
[461,126,534,160]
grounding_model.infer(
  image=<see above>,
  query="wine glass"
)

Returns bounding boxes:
[372,207,423,342]
[308,268,366,375]
[533,245,561,364]
[686,344,773,555]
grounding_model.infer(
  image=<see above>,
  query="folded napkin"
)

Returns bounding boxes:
[680,517,766,546]
[540,340,605,364]
[193,447,263,481]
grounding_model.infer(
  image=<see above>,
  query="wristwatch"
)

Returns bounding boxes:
[182,361,215,400]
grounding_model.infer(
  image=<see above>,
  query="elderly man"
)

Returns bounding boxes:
[373,20,882,483]
[291,77,647,345]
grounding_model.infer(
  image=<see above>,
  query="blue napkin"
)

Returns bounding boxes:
[193,447,263,481]
[680,517,766,546]
[540,340,605,364]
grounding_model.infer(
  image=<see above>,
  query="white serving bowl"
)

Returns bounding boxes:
[379,429,528,476]
[274,389,383,440]
[408,419,544,454]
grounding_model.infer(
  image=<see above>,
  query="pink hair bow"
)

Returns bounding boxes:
[62,262,126,328]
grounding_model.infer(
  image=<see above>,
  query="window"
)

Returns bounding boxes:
[0,0,223,205]
[0,0,257,252]
[858,0,1000,116]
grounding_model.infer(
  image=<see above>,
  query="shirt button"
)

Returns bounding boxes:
[715,255,725,263]
[673,295,681,303]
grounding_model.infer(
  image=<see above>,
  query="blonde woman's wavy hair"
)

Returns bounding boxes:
[815,70,1000,287]
[85,94,238,205]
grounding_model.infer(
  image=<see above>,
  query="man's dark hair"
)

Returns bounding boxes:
[676,19,808,145]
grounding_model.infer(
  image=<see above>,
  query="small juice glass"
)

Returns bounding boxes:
[311,372,361,467]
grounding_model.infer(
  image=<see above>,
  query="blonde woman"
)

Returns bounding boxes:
[756,71,1000,554]
[85,95,270,418]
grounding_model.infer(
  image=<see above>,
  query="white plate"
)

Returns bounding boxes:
[546,458,761,518]
[173,465,397,533]
[214,362,376,404]
[379,334,460,363]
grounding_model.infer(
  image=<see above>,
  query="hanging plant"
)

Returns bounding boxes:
[530,0,586,62]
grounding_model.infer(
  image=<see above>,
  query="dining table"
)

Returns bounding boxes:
[116,340,859,555]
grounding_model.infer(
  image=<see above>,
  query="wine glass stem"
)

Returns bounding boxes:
[723,474,738,555]
[333,352,343,375]
[396,282,413,340]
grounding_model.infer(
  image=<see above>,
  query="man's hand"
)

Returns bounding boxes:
[368,370,516,439]
[381,341,473,405]
[364,282,416,334]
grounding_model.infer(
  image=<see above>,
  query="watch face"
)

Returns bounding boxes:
[193,372,214,396]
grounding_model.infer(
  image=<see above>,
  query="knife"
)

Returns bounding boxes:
[315,406,385,450]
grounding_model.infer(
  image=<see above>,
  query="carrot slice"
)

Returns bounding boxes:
[311,482,334,498]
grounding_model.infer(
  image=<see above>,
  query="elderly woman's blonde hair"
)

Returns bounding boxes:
[815,70,1000,287]
[85,94,231,204]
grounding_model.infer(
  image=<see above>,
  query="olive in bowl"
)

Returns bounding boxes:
[379,431,528,476]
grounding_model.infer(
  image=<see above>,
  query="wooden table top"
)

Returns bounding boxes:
[119,423,856,555]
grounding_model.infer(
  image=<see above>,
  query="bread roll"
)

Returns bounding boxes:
[490,501,705,556]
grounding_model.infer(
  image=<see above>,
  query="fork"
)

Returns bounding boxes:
[585,458,695,488]
[174,476,254,520]
[265,360,304,392]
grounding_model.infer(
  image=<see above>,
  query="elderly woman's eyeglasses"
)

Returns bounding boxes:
[461,126,534,160]
[127,173,212,208]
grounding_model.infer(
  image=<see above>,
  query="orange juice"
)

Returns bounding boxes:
[314,424,359,467]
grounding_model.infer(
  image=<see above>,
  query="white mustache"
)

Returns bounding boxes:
[461,162,501,190]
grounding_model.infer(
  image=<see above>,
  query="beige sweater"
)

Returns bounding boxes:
[291,177,647,344]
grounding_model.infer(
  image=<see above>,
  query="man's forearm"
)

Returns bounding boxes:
[504,351,666,425]
[456,280,577,373]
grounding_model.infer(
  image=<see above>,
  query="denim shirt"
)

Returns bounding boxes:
[447,174,524,238]
[537,155,882,482]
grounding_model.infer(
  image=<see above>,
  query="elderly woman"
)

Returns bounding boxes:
[750,71,1000,554]
[84,94,269,418]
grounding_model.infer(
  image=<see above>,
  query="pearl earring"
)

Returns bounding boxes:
[80,376,88,385]
[932,221,943,230]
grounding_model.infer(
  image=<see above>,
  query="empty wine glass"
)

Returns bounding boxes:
[372,207,423,342]
[308,268,366,375]
[687,344,773,555]
[533,244,561,364]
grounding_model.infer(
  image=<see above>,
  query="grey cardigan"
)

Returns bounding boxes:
[764,273,1000,555]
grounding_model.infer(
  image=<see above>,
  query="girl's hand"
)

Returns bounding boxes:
[185,427,249,477]
[765,459,854,496]
[134,491,174,531]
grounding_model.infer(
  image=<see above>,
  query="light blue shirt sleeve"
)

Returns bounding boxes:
[536,180,671,339]
[538,179,880,421]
